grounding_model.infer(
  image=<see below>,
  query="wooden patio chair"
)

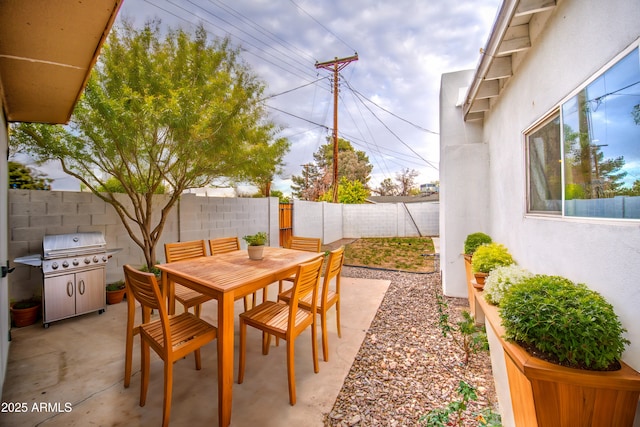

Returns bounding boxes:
[278,236,321,293]
[208,236,260,310]
[278,246,344,362]
[237,255,324,406]
[123,264,217,427]
[164,240,212,317]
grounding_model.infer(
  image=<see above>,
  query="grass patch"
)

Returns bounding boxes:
[343,237,436,273]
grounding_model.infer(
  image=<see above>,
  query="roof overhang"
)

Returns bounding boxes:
[463,0,557,122]
[0,0,123,124]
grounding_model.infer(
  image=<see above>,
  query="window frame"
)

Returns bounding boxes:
[524,39,640,222]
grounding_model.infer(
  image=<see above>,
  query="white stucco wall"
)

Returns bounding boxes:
[442,0,640,371]
[439,70,489,298]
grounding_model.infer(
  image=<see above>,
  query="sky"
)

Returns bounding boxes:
[15,0,503,194]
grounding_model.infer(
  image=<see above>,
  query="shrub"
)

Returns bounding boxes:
[483,264,532,305]
[500,275,630,370]
[106,280,125,291]
[471,243,514,274]
[463,232,492,255]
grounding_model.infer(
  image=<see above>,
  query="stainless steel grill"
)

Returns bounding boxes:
[16,232,110,328]
[42,231,108,275]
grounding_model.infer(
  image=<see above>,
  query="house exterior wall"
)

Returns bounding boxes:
[439,70,489,297]
[441,0,640,372]
[1,107,9,389]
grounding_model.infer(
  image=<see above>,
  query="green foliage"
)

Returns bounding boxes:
[463,232,492,255]
[291,138,372,200]
[420,380,502,427]
[435,292,489,365]
[242,231,267,246]
[471,243,514,274]
[106,280,125,291]
[500,275,630,370]
[319,176,369,204]
[8,161,52,190]
[483,265,532,306]
[10,22,285,271]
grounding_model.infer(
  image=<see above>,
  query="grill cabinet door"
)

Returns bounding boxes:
[75,268,106,315]
[44,273,76,322]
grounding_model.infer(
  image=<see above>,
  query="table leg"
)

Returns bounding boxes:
[218,293,235,427]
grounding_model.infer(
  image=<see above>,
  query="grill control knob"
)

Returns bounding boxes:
[73,259,79,266]
[102,256,108,262]
[51,262,59,270]
[93,256,99,263]
[84,257,91,264]
[62,261,69,268]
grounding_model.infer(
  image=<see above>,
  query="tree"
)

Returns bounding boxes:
[375,178,399,196]
[247,136,290,197]
[395,168,420,196]
[10,22,286,269]
[319,177,369,204]
[8,161,52,190]
[291,138,372,200]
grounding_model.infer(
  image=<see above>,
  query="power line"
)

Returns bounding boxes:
[287,0,357,53]
[345,80,439,134]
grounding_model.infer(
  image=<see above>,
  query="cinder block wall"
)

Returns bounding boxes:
[8,190,277,302]
[8,190,440,302]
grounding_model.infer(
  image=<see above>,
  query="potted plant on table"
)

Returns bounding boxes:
[470,242,514,289]
[495,274,640,426]
[10,296,41,327]
[243,232,267,260]
[106,280,126,305]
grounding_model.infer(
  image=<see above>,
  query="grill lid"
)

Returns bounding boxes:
[43,232,107,259]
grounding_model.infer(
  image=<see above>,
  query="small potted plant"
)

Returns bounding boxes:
[470,242,514,288]
[462,232,493,315]
[10,296,42,327]
[106,280,126,305]
[243,231,268,260]
[463,232,492,261]
[496,274,640,426]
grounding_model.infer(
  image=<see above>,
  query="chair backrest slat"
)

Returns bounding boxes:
[165,240,207,263]
[209,237,240,255]
[288,256,323,332]
[322,246,345,301]
[123,265,170,351]
[287,236,321,252]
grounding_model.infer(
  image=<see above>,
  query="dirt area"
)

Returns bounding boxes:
[323,237,437,273]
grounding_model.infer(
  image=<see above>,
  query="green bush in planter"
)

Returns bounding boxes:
[500,275,630,370]
[471,243,514,274]
[483,264,532,305]
[463,232,492,255]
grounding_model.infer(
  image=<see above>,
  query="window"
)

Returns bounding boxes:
[526,45,640,219]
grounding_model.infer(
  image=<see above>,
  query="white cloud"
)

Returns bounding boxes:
[16,0,502,192]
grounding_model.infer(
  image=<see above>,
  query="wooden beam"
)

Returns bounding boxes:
[465,111,485,122]
[469,98,490,113]
[515,0,556,17]
[485,56,512,80]
[476,80,500,99]
[499,24,531,55]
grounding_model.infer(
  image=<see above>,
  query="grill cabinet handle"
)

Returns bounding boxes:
[78,280,85,295]
[67,281,74,297]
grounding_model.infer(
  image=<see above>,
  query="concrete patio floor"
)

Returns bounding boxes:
[1,276,390,427]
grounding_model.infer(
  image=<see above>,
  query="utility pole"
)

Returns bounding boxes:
[315,53,358,202]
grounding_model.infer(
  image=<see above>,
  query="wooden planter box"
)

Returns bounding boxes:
[475,288,640,427]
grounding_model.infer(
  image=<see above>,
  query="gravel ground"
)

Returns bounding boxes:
[324,266,498,427]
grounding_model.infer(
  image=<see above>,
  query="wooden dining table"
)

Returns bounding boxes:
[156,246,322,427]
